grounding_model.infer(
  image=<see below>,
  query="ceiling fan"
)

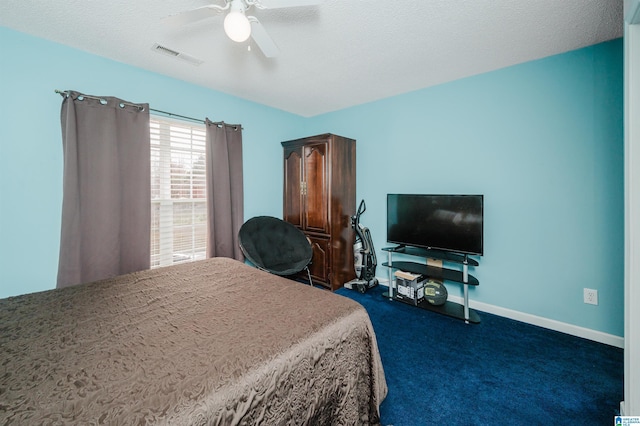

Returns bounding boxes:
[164,0,324,58]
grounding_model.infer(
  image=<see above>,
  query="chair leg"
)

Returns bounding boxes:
[305,267,313,287]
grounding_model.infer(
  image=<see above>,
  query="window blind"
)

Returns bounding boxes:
[150,116,207,268]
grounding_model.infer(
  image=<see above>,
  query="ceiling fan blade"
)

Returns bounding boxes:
[248,17,279,58]
[163,6,223,27]
[256,0,324,9]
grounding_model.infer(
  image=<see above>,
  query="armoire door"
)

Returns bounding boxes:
[283,146,303,228]
[307,235,330,284]
[303,142,329,234]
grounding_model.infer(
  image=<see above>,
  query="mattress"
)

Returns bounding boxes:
[0,257,386,425]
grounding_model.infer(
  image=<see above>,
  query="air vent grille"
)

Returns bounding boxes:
[154,44,180,57]
[151,43,203,66]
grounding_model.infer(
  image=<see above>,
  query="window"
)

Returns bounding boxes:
[150,116,207,268]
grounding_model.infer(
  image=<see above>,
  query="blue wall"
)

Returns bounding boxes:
[0,27,307,298]
[306,39,624,336]
[0,26,624,337]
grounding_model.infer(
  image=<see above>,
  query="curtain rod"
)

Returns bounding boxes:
[54,90,242,130]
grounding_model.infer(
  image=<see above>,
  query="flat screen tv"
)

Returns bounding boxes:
[387,194,484,256]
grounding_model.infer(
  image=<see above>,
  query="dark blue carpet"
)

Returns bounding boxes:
[335,285,624,426]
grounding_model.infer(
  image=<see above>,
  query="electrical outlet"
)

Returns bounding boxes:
[584,288,598,305]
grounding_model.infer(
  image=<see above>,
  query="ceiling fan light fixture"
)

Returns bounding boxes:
[224,10,251,42]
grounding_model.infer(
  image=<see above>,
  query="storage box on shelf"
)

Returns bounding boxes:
[382,246,481,324]
[394,270,426,306]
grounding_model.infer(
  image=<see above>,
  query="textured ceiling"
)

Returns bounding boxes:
[0,0,624,117]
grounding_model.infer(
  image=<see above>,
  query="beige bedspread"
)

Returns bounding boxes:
[0,257,386,425]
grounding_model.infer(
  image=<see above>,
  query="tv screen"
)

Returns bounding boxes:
[387,194,484,256]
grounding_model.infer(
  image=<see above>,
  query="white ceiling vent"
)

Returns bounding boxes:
[151,43,203,66]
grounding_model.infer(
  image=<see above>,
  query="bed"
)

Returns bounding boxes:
[0,257,387,425]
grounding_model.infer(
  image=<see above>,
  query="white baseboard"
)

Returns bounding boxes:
[376,278,624,348]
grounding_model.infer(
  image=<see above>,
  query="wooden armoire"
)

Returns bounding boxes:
[282,133,356,291]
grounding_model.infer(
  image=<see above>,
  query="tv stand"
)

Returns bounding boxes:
[382,246,481,324]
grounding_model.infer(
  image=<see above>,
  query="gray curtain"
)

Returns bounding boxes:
[57,91,151,288]
[205,119,244,259]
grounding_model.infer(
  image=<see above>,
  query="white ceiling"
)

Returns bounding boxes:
[0,0,624,117]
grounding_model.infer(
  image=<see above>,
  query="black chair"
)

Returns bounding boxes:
[238,216,313,285]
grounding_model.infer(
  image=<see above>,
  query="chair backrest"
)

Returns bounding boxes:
[238,216,312,276]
